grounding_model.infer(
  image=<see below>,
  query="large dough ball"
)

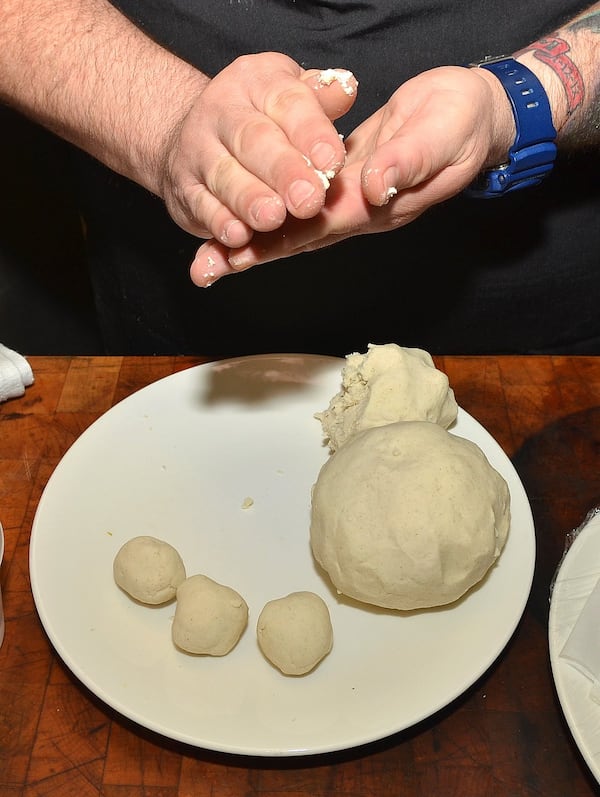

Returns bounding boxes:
[113,535,186,604]
[257,591,333,675]
[316,343,458,452]
[172,574,248,656]
[310,421,510,610]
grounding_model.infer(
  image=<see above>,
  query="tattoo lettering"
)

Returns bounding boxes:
[520,37,584,117]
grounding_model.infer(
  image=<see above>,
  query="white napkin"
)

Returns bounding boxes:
[0,343,34,403]
[560,509,600,702]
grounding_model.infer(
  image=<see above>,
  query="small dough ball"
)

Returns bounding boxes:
[257,591,333,675]
[113,535,186,604]
[172,574,248,656]
[310,421,510,610]
[316,343,458,452]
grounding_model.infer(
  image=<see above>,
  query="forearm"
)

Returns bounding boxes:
[515,2,600,148]
[0,0,208,193]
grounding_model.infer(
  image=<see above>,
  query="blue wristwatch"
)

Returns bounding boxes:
[467,56,557,198]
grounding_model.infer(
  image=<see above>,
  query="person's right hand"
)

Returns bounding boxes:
[159,53,358,252]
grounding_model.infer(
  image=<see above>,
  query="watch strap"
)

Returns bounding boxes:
[467,57,557,197]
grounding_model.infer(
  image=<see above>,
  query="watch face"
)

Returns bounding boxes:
[468,55,512,68]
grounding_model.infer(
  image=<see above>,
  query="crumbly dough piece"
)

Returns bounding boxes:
[316,343,458,451]
[257,591,333,675]
[172,574,248,656]
[113,535,186,604]
[317,68,357,96]
[310,421,510,610]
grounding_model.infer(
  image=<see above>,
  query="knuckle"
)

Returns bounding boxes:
[233,116,276,156]
[204,153,237,195]
[178,181,212,231]
[266,83,308,118]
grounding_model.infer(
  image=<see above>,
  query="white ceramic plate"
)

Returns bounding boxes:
[30,354,535,757]
[549,511,600,782]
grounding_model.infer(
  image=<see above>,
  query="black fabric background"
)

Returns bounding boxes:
[78,0,600,355]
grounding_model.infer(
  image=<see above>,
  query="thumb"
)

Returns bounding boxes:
[361,110,482,207]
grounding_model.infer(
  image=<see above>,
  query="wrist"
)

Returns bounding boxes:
[471,66,516,167]
[140,70,209,196]
[466,57,557,198]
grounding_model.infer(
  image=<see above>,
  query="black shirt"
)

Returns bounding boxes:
[77,0,600,355]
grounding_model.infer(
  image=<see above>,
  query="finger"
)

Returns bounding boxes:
[360,97,482,206]
[190,240,237,287]
[190,212,335,288]
[362,131,480,208]
[167,178,258,247]
[196,149,293,230]
[248,65,350,176]
[301,68,359,121]
[226,166,373,270]
[221,111,332,219]
[176,119,329,233]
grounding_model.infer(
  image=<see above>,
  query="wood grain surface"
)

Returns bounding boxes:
[1,355,599,797]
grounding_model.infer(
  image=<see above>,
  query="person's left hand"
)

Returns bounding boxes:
[189,65,515,286]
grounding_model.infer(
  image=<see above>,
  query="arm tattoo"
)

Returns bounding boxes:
[519,8,600,145]
[519,37,583,118]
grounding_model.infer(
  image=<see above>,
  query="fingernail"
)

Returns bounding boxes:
[228,250,256,271]
[309,142,338,174]
[250,196,285,227]
[221,219,246,246]
[383,167,400,201]
[288,179,317,210]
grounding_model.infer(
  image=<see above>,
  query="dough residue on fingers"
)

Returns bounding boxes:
[300,154,337,204]
[317,68,358,97]
[190,242,236,287]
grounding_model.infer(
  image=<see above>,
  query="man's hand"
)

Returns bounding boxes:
[189,65,514,285]
[161,55,358,251]
[0,1,357,258]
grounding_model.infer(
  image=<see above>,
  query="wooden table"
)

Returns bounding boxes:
[1,355,599,797]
